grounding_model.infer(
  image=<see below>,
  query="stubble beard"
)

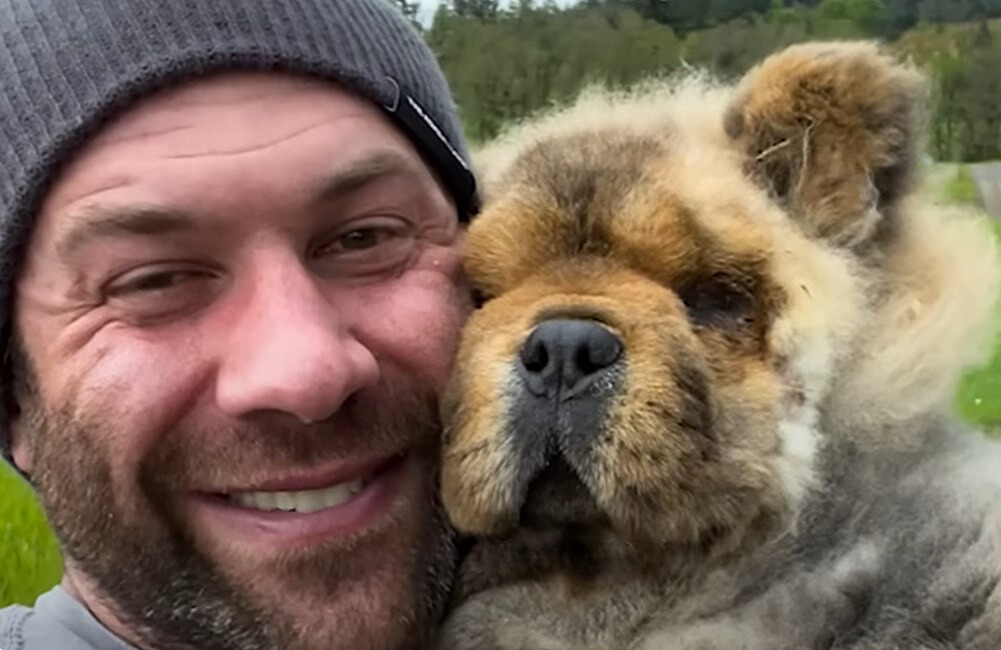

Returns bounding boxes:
[22,383,457,650]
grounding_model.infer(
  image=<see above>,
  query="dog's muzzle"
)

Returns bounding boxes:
[506,318,624,525]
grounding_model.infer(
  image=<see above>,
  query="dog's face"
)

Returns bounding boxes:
[441,42,933,578]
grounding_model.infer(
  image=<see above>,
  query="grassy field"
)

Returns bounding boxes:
[955,218,1001,431]
[917,163,1001,431]
[0,463,62,606]
[1,163,1000,609]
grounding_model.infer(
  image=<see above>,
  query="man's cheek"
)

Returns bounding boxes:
[353,274,467,376]
[77,340,204,441]
[419,289,471,395]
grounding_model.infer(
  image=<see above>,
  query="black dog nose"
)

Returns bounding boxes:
[519,319,622,397]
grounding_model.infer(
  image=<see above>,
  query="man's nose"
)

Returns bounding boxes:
[214,257,379,423]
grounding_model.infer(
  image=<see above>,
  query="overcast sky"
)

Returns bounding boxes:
[413,0,577,24]
[414,0,440,23]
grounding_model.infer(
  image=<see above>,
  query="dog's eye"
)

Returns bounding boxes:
[471,288,489,310]
[679,275,755,328]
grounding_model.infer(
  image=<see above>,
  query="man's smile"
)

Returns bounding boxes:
[189,453,416,550]
[228,479,365,513]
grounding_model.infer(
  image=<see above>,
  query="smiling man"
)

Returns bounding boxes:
[0,2,478,650]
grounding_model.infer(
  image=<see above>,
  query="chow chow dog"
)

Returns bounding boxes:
[434,40,1001,649]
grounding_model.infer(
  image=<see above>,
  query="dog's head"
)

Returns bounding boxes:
[441,42,999,582]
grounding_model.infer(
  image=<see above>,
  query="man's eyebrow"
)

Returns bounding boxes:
[57,206,198,258]
[315,149,428,201]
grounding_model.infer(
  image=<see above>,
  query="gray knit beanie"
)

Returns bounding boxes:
[0,0,478,472]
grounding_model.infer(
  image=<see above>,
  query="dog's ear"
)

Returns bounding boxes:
[723,41,927,249]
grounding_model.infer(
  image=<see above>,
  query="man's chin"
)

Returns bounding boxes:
[239,543,437,650]
[187,453,457,650]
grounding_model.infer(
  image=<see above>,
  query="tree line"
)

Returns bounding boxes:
[394,0,1001,162]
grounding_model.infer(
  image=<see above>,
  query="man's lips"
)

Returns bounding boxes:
[188,453,415,549]
[215,455,399,513]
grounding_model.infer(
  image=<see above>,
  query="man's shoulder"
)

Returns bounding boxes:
[0,601,32,650]
[0,587,135,650]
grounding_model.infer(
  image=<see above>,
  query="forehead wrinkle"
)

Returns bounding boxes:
[91,123,197,150]
[86,72,349,149]
[162,115,351,160]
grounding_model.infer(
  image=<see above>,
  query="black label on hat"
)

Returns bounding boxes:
[382,76,480,221]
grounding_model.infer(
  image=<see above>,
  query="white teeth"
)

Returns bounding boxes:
[231,479,365,513]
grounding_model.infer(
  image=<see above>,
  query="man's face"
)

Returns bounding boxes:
[10,72,470,650]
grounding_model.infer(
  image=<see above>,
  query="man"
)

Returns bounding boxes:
[0,1,479,649]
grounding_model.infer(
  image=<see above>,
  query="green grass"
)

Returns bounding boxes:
[919,162,979,206]
[925,162,1001,432]
[1,165,1000,609]
[943,165,981,205]
[0,461,61,607]
[957,336,1001,433]
[955,219,1001,434]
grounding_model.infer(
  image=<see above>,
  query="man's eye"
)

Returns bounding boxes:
[337,228,388,251]
[103,264,220,323]
[312,217,416,278]
[109,270,197,295]
[315,218,410,257]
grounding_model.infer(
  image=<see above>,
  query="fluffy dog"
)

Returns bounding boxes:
[434,41,1001,650]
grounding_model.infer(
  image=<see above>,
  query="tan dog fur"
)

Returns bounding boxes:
[435,41,1001,650]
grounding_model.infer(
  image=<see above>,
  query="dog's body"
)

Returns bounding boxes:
[441,421,1001,649]
[435,41,1001,649]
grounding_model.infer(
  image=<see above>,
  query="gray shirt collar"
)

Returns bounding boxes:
[2,586,137,650]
